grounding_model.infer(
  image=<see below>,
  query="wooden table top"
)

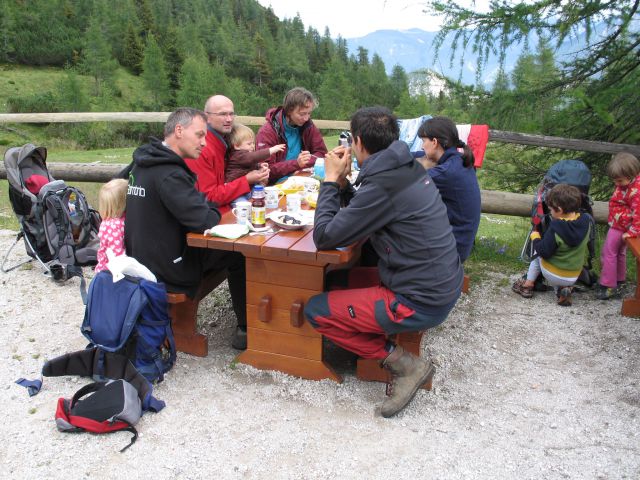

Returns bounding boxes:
[187,208,359,266]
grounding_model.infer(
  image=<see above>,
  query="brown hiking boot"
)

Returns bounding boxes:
[380,345,435,418]
[557,287,572,307]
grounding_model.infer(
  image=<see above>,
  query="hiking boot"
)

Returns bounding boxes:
[595,284,616,300]
[231,326,247,350]
[512,278,534,298]
[380,345,435,418]
[557,287,572,307]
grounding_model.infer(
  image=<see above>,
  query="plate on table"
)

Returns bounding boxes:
[276,176,320,195]
[268,211,311,230]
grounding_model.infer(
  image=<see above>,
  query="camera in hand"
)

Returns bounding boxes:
[339,131,352,148]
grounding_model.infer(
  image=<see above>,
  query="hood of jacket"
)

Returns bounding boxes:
[553,213,592,247]
[132,138,194,177]
[265,106,312,139]
[354,140,413,186]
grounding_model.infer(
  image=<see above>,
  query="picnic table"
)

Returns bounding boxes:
[187,199,361,383]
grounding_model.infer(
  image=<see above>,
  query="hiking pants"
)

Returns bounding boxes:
[599,227,627,288]
[526,257,577,288]
[304,267,457,360]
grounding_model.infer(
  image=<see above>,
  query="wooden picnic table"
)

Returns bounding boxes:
[187,202,361,383]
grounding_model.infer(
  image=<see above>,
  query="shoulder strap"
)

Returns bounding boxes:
[70,381,107,409]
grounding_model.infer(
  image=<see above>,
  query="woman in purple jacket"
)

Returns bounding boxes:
[255,87,328,183]
[418,116,482,262]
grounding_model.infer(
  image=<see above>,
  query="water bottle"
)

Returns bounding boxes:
[313,157,325,180]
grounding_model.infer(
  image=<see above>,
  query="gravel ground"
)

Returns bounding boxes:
[1,228,639,479]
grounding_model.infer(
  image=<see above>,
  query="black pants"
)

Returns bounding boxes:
[201,250,247,328]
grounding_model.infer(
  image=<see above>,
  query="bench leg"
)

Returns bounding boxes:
[169,299,208,357]
[356,331,432,390]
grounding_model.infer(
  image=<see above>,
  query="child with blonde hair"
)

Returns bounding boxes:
[95,178,128,273]
[596,152,640,299]
[225,123,283,205]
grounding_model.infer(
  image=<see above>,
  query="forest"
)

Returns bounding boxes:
[0,0,638,197]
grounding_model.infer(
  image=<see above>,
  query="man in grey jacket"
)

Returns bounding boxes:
[304,106,463,418]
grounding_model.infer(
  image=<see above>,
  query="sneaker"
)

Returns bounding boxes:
[231,326,247,350]
[512,278,534,298]
[595,284,616,300]
[557,287,572,307]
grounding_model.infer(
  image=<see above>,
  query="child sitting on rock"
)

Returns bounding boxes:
[512,184,591,306]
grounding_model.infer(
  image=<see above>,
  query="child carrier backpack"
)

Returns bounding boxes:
[81,270,176,383]
[2,144,101,301]
[521,159,598,288]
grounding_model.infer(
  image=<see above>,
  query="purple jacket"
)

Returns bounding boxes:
[256,107,327,182]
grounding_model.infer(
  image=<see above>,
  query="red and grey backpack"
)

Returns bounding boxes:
[55,379,141,452]
[42,347,165,452]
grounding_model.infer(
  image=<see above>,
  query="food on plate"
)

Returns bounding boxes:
[279,214,302,225]
[277,176,319,194]
[269,211,308,230]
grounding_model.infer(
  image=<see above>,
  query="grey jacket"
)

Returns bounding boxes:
[313,140,463,308]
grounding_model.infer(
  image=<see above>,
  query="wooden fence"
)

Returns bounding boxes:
[2,111,638,224]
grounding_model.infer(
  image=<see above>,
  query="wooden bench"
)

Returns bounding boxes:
[355,274,470,388]
[621,237,640,317]
[166,269,228,357]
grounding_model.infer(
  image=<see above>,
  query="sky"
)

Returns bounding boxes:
[255,0,490,38]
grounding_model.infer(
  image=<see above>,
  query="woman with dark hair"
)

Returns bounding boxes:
[417,116,481,262]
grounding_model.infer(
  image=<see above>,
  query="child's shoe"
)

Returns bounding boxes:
[512,278,534,298]
[557,287,572,307]
[595,284,616,300]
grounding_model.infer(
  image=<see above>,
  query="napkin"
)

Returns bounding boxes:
[204,224,250,239]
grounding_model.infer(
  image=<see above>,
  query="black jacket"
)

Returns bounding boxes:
[122,139,221,292]
[313,140,463,308]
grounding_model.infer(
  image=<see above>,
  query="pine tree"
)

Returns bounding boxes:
[80,16,118,95]
[141,33,170,109]
[123,23,144,75]
[176,55,221,108]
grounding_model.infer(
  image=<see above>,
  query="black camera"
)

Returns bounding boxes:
[338,131,352,148]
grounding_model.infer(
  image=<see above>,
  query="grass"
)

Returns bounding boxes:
[0,63,152,114]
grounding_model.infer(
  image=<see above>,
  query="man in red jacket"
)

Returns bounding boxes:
[256,87,328,183]
[185,95,269,213]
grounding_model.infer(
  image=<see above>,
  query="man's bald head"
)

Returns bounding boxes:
[204,95,235,135]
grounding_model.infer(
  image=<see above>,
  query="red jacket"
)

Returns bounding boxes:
[255,107,327,182]
[608,174,640,236]
[185,128,250,213]
[225,147,271,183]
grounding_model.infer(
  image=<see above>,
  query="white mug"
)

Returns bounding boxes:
[232,201,251,225]
[286,193,301,213]
[264,186,284,209]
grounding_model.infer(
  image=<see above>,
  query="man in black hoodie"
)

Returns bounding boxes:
[304,106,463,418]
[122,108,248,349]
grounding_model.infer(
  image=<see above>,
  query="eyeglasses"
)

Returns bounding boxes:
[206,111,236,118]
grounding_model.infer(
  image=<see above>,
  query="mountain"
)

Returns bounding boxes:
[345,28,588,87]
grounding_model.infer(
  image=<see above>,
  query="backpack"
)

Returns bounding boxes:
[2,145,101,302]
[55,379,141,452]
[81,271,176,383]
[39,180,101,268]
[42,347,166,453]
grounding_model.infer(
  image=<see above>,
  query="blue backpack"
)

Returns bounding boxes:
[81,271,176,383]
